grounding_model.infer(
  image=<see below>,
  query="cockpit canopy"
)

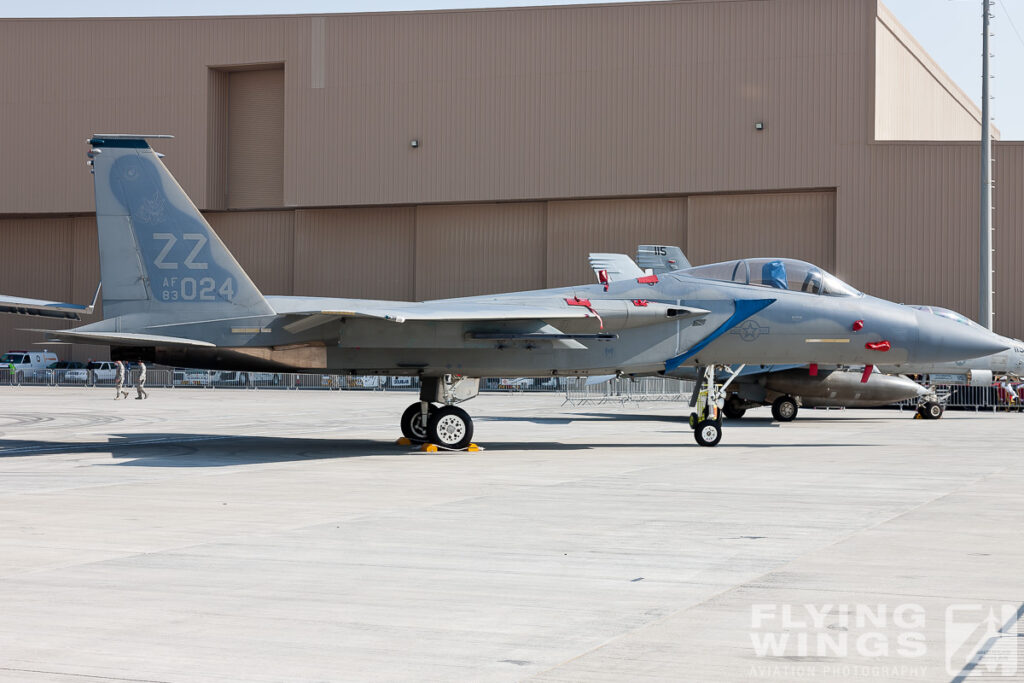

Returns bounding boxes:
[681,258,861,297]
[910,305,985,330]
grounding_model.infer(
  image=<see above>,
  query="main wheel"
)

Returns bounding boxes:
[427,405,474,449]
[400,402,434,441]
[771,396,798,422]
[693,419,723,447]
[920,401,944,420]
[723,398,746,420]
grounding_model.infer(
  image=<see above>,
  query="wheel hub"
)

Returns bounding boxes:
[435,415,466,444]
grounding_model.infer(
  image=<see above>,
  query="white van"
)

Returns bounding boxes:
[2,350,58,383]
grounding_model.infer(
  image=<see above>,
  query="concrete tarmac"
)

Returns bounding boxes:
[0,387,1021,682]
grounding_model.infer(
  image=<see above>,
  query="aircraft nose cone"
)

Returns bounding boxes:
[912,310,1009,363]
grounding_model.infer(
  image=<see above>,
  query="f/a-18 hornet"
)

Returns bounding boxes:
[0,135,1007,447]
[593,247,1024,423]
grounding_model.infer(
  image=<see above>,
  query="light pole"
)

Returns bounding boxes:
[980,0,994,330]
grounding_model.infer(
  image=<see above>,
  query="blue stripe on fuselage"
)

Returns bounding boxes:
[665,298,775,371]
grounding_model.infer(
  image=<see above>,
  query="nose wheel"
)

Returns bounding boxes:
[689,364,745,447]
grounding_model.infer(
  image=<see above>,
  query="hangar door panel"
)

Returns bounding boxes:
[227,67,285,209]
[415,203,546,300]
[207,211,295,295]
[294,208,415,300]
[546,198,687,288]
[687,192,835,271]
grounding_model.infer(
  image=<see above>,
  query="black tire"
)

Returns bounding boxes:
[921,401,944,420]
[771,396,798,422]
[723,398,746,420]
[688,412,698,428]
[693,419,723,447]
[400,402,434,441]
[427,405,474,449]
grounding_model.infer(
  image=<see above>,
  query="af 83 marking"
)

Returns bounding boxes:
[160,276,235,302]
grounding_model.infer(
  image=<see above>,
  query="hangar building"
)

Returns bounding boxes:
[0,0,1021,360]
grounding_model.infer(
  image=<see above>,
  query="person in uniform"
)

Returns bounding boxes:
[114,360,129,399]
[135,361,149,399]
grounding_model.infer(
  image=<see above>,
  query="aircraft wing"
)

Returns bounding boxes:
[270,296,710,334]
[0,284,100,321]
[587,253,646,282]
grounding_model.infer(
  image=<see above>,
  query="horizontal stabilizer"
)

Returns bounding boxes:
[29,329,215,348]
[588,253,646,282]
[0,284,100,321]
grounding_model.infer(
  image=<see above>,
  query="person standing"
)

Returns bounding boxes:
[7,361,16,386]
[114,360,128,399]
[135,361,149,399]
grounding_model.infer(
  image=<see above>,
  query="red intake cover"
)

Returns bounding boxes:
[864,340,890,352]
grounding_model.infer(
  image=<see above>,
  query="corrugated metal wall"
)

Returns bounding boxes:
[993,143,1024,338]
[293,207,416,300]
[206,211,294,294]
[0,217,105,361]
[838,141,1024,337]
[0,0,858,213]
[415,203,546,299]
[227,67,285,209]
[687,192,836,270]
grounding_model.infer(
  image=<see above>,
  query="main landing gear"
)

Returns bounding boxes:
[400,375,479,450]
[688,364,745,447]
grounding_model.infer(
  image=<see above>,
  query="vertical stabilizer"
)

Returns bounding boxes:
[88,135,273,320]
[637,245,692,273]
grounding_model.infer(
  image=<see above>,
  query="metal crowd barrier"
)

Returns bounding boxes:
[899,383,1024,412]
[562,376,694,406]
[1,369,1019,412]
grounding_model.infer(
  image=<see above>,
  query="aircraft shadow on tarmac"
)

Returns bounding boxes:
[0,432,631,465]
[0,424,876,464]
[481,412,905,426]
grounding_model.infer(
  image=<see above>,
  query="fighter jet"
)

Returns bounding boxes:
[594,247,1021,422]
[0,135,1008,448]
[588,250,930,422]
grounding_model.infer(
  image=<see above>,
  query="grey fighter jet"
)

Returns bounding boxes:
[0,135,1008,448]
[597,247,1023,422]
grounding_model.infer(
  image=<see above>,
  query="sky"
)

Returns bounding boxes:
[4,0,1023,139]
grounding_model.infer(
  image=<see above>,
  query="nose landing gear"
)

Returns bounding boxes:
[689,364,745,447]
